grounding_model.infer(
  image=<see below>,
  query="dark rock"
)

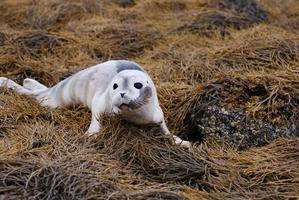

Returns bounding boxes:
[179,77,298,150]
[181,105,294,150]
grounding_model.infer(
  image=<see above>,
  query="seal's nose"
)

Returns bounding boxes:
[120,92,125,98]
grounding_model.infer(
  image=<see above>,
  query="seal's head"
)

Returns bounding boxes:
[109,70,153,114]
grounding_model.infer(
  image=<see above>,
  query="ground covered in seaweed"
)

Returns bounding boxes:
[0,0,299,199]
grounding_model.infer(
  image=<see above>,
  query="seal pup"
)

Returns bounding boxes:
[0,60,191,148]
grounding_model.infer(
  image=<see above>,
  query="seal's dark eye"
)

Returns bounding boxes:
[113,83,118,90]
[134,82,143,89]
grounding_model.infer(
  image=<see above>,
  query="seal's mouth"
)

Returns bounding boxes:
[118,86,152,110]
[119,103,129,109]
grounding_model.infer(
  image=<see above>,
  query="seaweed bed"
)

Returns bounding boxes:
[0,0,299,199]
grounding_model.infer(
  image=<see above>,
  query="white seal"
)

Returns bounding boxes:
[0,60,191,148]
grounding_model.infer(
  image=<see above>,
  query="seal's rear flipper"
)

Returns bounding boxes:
[0,77,35,96]
[23,78,48,91]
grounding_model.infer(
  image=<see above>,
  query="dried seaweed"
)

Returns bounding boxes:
[15,32,70,57]
[177,0,267,36]
[0,0,298,199]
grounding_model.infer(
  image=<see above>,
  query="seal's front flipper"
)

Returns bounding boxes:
[160,120,192,149]
[86,114,101,136]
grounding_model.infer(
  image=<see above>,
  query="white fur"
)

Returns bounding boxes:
[0,60,191,148]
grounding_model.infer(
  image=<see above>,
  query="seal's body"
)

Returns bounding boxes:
[0,60,190,148]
